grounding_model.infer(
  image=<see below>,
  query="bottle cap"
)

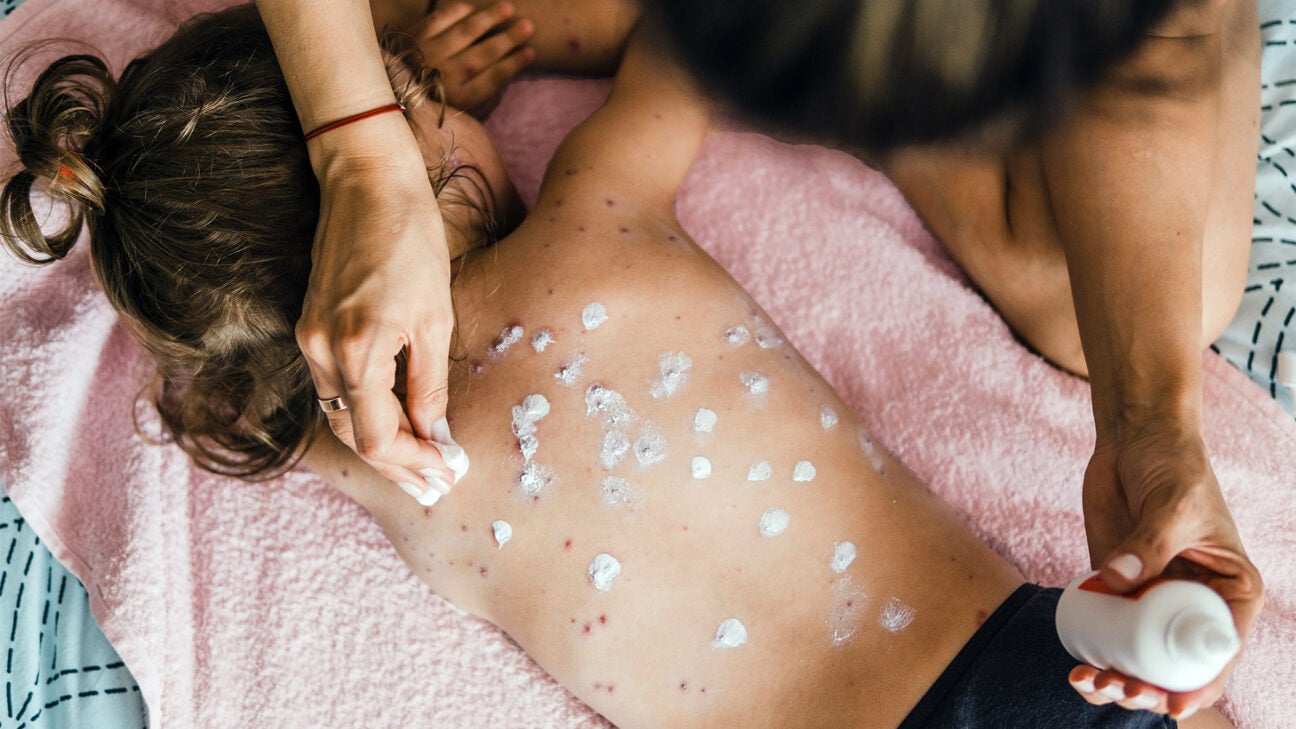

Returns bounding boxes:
[1167,611,1240,665]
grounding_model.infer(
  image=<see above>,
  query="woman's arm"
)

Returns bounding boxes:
[1043,1,1263,718]
[257,0,462,500]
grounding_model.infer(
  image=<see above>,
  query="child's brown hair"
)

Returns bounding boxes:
[0,4,469,479]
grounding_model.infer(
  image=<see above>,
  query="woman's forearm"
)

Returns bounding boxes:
[257,0,425,180]
[257,0,396,129]
[1041,32,1223,436]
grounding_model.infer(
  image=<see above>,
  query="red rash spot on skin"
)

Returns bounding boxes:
[682,526,688,532]
[619,226,629,234]
[423,507,435,519]
[555,198,564,207]
[594,682,602,690]
[461,523,469,532]
[548,288,555,295]
[464,65,477,76]
[605,199,616,207]
[680,681,688,691]
[340,469,349,478]
[564,539,573,550]
[846,601,854,608]
[607,686,614,693]
[548,217,556,223]
[700,687,707,694]
[975,609,989,626]
[571,618,577,624]
[598,614,607,625]
[565,168,577,176]
[480,567,489,578]
[448,561,455,567]
[668,235,679,242]
[578,226,586,232]
[568,37,581,52]
[583,623,592,635]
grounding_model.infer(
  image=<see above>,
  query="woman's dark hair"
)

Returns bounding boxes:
[0,4,476,479]
[650,0,1185,151]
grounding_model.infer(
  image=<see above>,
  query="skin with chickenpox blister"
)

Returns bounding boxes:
[310,80,1025,729]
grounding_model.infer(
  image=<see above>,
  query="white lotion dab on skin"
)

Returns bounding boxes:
[820,406,838,430]
[747,461,772,482]
[691,456,712,479]
[831,542,857,573]
[759,508,790,537]
[1055,571,1240,692]
[492,520,512,548]
[490,325,524,357]
[531,329,555,352]
[793,461,816,482]
[722,325,750,347]
[740,371,769,395]
[693,408,717,433]
[712,618,748,649]
[582,303,609,331]
[588,553,622,592]
[650,351,692,399]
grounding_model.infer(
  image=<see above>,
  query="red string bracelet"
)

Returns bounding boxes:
[303,102,406,143]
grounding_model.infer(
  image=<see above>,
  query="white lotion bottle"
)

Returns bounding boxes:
[1055,571,1240,692]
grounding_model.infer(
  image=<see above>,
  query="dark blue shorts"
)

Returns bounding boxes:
[899,583,1177,729]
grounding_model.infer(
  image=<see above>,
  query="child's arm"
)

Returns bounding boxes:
[438,0,641,74]
[376,0,639,115]
[535,23,711,214]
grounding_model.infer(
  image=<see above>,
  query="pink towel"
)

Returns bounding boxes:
[1,1,1293,726]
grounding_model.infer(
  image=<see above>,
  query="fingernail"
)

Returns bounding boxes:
[429,416,458,445]
[419,469,453,495]
[415,479,445,507]
[398,481,427,501]
[1173,706,1199,720]
[1128,694,1158,710]
[1070,678,1096,694]
[1099,685,1126,701]
[1107,553,1143,583]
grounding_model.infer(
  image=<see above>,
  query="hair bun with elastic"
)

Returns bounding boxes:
[1,53,117,264]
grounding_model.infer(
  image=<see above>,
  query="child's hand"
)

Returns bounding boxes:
[409,1,535,116]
